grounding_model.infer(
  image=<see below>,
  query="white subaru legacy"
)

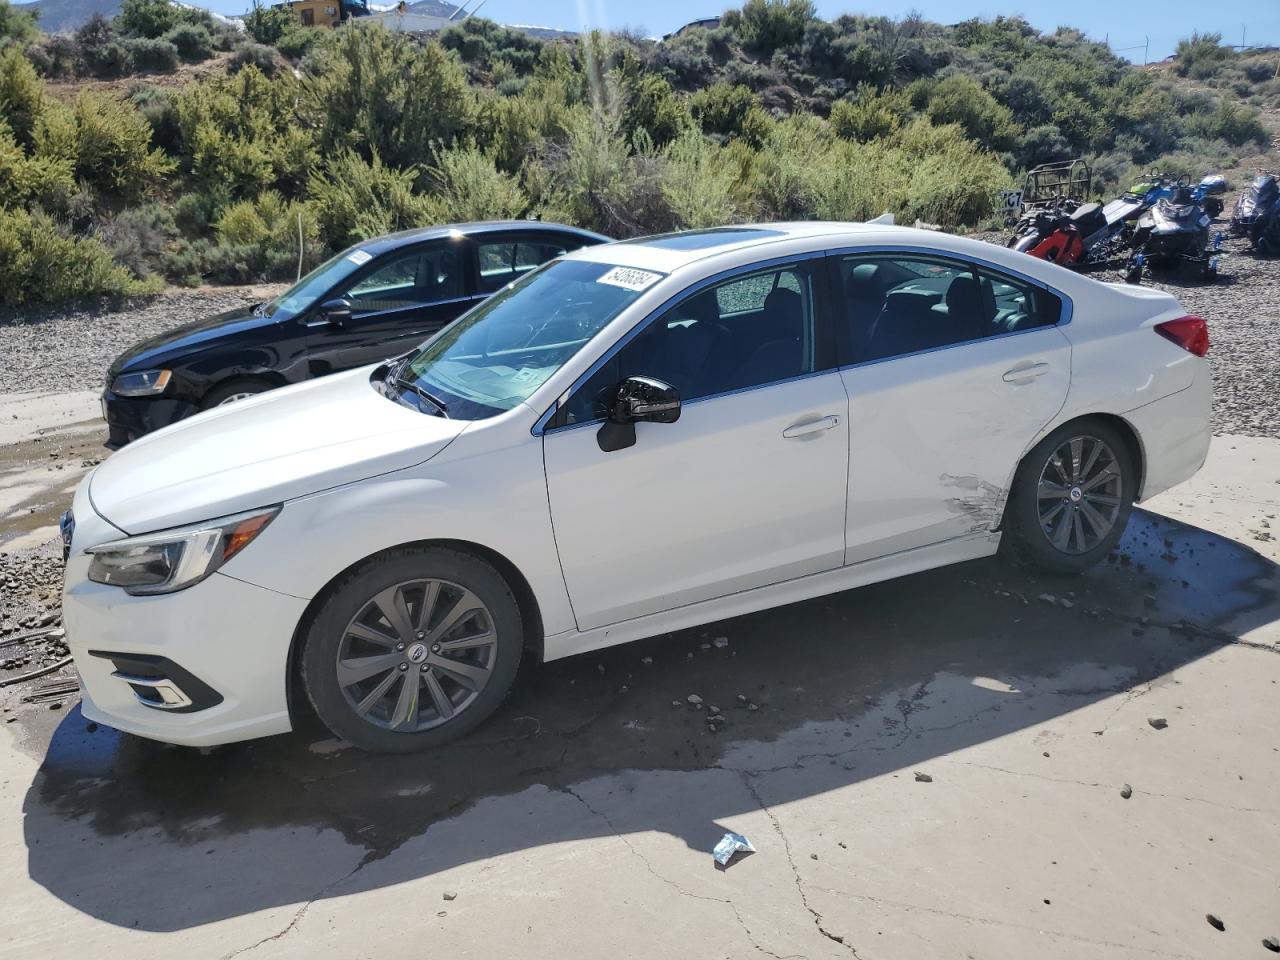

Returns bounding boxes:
[61,223,1211,752]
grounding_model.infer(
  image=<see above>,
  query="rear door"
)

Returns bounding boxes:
[304,239,472,373]
[831,250,1072,564]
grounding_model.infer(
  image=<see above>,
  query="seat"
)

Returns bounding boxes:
[731,287,806,389]
[866,289,938,360]
[941,275,991,341]
[845,264,886,358]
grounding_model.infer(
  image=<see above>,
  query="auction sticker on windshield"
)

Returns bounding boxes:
[346,250,373,266]
[597,266,662,291]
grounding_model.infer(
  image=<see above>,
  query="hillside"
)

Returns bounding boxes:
[0,0,1276,307]
[14,0,120,32]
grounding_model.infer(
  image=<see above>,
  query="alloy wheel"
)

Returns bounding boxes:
[217,392,258,406]
[335,579,497,732]
[1036,435,1123,555]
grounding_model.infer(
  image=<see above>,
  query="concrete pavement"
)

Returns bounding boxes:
[1,435,1278,959]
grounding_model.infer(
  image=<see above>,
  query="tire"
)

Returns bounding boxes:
[201,377,274,410]
[1003,420,1136,574]
[300,546,523,753]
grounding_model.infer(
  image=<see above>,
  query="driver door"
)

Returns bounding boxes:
[305,240,472,375]
[542,259,850,631]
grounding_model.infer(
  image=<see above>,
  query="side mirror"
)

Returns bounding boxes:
[597,376,680,452]
[318,298,353,326]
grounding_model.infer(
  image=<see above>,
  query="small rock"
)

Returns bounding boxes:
[914,771,933,783]
[747,703,759,712]
[640,656,653,665]
[671,700,682,708]
[1058,598,1074,609]
[708,704,721,715]
[712,636,729,649]
[687,694,703,706]
[85,722,98,733]
[837,841,847,849]
[1261,935,1279,953]
[48,702,61,711]
[442,891,457,902]
[1148,717,1168,730]
[1038,593,1056,604]
[1206,913,1224,932]
[1120,784,1133,799]
[809,853,818,860]
[736,694,748,705]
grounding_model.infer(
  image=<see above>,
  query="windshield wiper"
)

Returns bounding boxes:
[250,301,269,318]
[386,360,449,418]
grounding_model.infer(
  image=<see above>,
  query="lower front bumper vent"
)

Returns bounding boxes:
[89,652,224,713]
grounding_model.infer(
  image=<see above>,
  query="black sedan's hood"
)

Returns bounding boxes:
[108,305,281,379]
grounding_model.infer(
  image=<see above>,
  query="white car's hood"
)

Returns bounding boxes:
[91,367,466,533]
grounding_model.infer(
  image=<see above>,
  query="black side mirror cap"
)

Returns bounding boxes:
[318,298,354,326]
[596,376,680,452]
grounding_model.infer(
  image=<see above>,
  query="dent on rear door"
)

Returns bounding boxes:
[841,326,1072,565]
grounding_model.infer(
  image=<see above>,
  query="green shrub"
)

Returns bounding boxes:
[229,41,280,77]
[243,2,291,46]
[0,45,44,148]
[213,189,321,281]
[298,25,472,171]
[723,0,817,55]
[70,91,175,200]
[128,36,179,72]
[163,24,214,62]
[689,82,759,139]
[1174,32,1232,80]
[0,207,157,306]
[1185,100,1268,147]
[0,0,38,44]
[276,23,323,60]
[129,84,181,152]
[97,202,178,276]
[829,84,910,142]
[617,70,687,148]
[307,149,431,248]
[0,119,74,211]
[660,131,741,228]
[115,0,177,39]
[420,146,527,223]
[919,74,1017,150]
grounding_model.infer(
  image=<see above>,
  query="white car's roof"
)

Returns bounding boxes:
[567,221,1110,302]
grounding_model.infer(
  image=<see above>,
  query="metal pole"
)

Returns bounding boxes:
[1144,36,1148,65]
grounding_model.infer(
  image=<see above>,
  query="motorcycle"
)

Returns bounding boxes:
[1129,181,1223,280]
[1229,173,1280,254]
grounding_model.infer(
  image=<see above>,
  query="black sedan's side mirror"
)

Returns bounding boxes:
[597,376,680,452]
[318,298,354,326]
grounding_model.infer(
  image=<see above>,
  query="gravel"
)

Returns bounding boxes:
[0,288,282,395]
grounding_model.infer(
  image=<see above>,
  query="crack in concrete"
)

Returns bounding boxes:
[947,759,1273,814]
[736,771,869,959]
[558,784,804,960]
[807,885,1200,959]
[219,852,376,960]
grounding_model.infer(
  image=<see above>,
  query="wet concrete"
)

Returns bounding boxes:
[14,506,1279,936]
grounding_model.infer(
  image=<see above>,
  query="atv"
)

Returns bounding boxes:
[1230,173,1280,255]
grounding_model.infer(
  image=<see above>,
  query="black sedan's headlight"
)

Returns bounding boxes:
[86,507,279,595]
[110,369,172,397]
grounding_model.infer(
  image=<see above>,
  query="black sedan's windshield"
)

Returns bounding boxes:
[264,244,380,321]
[393,260,663,420]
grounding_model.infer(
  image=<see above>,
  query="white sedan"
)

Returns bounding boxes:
[61,223,1211,752]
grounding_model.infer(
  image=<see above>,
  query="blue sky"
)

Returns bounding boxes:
[205,0,1279,62]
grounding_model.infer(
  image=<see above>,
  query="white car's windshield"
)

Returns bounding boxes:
[391,260,663,419]
[263,245,378,321]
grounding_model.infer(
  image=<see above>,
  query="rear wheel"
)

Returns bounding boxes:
[301,547,523,753]
[1004,420,1136,574]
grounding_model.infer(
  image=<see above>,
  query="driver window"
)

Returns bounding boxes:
[561,262,816,425]
[342,243,462,313]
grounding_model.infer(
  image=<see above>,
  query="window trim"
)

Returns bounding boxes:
[534,251,837,437]
[825,245,1073,370]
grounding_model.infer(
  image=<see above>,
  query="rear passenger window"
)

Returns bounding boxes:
[834,254,1062,364]
[477,237,575,293]
[560,263,817,425]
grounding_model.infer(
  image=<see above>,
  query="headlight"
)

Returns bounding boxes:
[86,506,279,595]
[111,369,172,397]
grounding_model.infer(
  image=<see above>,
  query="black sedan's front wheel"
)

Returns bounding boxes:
[300,547,524,752]
[1004,420,1136,574]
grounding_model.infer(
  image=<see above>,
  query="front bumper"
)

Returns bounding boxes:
[101,389,199,450]
[62,558,308,747]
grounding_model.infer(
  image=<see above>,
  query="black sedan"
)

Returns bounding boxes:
[102,220,609,447]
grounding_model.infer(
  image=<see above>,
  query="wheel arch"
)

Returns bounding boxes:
[284,538,546,727]
[202,370,289,406]
[1000,411,1147,529]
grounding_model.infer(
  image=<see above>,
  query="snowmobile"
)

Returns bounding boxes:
[1129,183,1222,280]
[1229,173,1280,254]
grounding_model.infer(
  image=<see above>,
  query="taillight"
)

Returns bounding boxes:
[1154,315,1209,357]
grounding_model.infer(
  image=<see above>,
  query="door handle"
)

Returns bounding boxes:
[1002,362,1050,383]
[782,415,840,439]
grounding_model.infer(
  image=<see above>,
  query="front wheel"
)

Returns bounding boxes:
[300,547,524,752]
[1003,421,1136,574]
